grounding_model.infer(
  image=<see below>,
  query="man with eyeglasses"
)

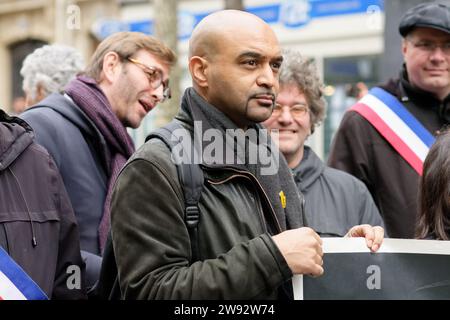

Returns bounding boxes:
[127,57,171,103]
[328,2,450,239]
[263,49,384,237]
[21,32,176,294]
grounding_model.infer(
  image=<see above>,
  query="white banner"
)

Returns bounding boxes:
[293,238,450,300]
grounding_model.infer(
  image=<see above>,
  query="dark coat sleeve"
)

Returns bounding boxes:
[48,155,87,299]
[328,111,375,195]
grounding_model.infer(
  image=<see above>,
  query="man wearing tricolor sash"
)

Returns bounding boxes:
[329,3,450,239]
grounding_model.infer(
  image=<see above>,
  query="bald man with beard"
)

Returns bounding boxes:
[110,10,383,300]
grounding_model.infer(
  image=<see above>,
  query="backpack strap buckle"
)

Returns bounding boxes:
[185,205,200,228]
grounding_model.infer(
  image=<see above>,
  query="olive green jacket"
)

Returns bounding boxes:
[111,90,298,299]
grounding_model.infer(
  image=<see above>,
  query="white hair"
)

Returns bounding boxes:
[20,44,84,101]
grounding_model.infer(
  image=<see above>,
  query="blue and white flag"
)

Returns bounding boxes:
[0,246,48,300]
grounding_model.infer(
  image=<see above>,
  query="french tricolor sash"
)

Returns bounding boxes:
[351,87,435,176]
[0,246,48,300]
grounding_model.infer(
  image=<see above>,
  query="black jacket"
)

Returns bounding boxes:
[328,66,449,238]
[0,109,86,299]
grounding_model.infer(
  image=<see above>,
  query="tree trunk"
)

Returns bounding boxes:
[224,0,244,10]
[153,0,181,127]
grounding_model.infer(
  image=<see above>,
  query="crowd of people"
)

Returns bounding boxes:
[0,2,449,300]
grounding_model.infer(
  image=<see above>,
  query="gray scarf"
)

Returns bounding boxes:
[181,88,304,232]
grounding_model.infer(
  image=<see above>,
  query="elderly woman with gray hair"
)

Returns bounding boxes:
[21,44,84,107]
[263,49,385,238]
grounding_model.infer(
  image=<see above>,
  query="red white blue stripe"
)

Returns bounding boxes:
[0,246,48,300]
[351,87,435,175]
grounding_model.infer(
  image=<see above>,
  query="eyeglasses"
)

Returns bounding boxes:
[272,103,309,118]
[127,57,171,102]
[407,39,450,55]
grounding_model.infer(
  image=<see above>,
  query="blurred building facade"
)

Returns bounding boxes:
[113,0,385,157]
[1,0,386,158]
[0,0,119,112]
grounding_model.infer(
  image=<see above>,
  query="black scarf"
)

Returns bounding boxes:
[180,87,304,232]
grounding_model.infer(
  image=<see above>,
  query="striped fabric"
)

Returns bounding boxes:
[0,246,48,300]
[350,87,435,175]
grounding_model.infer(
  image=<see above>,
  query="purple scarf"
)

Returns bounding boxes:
[65,75,135,252]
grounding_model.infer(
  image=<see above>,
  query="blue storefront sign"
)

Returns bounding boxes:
[92,0,384,40]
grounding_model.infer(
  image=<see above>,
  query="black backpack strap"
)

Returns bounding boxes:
[146,121,204,262]
[93,121,204,300]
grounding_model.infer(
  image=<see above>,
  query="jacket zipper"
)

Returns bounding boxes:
[207,167,283,234]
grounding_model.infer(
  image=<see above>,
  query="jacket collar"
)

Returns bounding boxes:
[292,146,325,192]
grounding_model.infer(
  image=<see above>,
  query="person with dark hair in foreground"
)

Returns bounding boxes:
[416,128,450,240]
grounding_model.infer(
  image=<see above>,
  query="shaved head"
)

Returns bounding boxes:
[189,10,276,59]
[188,10,282,129]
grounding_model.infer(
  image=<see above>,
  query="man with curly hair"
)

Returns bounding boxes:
[263,49,384,237]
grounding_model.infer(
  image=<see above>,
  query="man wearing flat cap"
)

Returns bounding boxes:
[328,2,450,239]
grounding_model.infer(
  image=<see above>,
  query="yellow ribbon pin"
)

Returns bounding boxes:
[279,190,286,209]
